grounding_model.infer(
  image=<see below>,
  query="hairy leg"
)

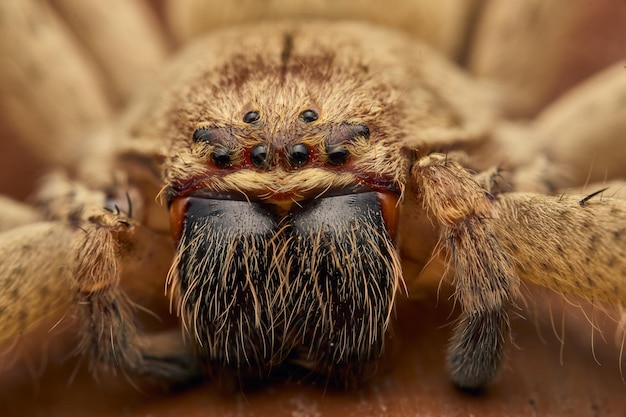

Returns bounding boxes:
[492,191,626,306]
[0,222,76,349]
[410,153,520,389]
[1,170,199,382]
[0,196,40,232]
[68,199,199,382]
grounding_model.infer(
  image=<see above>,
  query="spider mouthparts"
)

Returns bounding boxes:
[169,188,400,244]
[170,189,403,376]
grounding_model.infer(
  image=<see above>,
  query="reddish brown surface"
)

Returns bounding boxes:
[1,285,625,416]
[0,122,43,201]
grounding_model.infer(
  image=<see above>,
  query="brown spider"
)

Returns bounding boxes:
[1,8,625,401]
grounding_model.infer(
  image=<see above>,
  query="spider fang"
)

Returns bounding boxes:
[168,190,402,379]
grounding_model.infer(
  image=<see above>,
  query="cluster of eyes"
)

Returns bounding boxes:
[192,109,370,170]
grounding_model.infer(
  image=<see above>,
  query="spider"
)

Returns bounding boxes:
[1,2,625,410]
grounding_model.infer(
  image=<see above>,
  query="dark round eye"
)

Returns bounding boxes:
[326,146,349,166]
[288,144,310,167]
[243,111,260,123]
[211,148,232,168]
[250,144,269,168]
[192,128,213,143]
[300,109,318,123]
[352,124,370,140]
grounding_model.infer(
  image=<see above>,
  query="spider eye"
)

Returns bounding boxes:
[288,143,310,167]
[192,128,214,143]
[326,146,349,166]
[352,124,370,140]
[243,111,260,123]
[300,109,318,123]
[211,148,232,168]
[250,144,269,168]
[192,127,235,168]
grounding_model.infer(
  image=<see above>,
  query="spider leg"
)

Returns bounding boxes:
[473,61,626,194]
[0,222,76,350]
[0,0,111,169]
[491,191,626,306]
[410,153,520,389]
[49,0,167,102]
[0,173,199,382]
[532,61,626,188]
[0,196,40,232]
[69,204,199,383]
[0,0,167,172]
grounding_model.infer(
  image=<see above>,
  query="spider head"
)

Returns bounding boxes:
[160,57,407,379]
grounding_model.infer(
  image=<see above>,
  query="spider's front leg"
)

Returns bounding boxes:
[410,153,520,389]
[72,206,198,382]
[0,177,199,383]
